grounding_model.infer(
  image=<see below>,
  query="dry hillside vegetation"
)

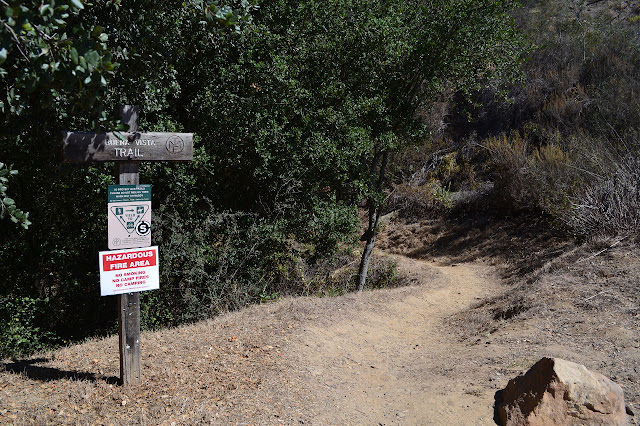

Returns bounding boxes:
[1,213,639,425]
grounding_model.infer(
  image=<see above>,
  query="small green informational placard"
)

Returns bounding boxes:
[108,185,152,250]
[108,185,152,203]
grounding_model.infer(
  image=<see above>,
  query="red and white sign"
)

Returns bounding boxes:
[99,246,160,296]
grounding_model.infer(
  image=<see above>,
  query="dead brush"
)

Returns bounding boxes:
[484,132,533,210]
[483,131,581,219]
[566,154,640,238]
[388,182,453,217]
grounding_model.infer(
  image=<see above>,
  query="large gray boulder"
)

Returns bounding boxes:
[497,357,629,425]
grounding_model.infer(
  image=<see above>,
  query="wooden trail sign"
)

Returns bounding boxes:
[61,131,193,162]
[63,105,194,386]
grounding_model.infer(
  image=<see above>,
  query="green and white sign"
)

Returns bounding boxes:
[108,185,152,249]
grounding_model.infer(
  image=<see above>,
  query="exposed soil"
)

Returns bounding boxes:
[1,214,639,425]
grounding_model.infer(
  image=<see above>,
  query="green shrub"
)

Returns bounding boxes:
[0,297,58,359]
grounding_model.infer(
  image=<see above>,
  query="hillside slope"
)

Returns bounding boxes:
[1,214,639,425]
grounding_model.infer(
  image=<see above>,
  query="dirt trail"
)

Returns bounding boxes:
[4,244,637,424]
[287,254,504,425]
[0,252,512,426]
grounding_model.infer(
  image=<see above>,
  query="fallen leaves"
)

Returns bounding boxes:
[0,299,302,425]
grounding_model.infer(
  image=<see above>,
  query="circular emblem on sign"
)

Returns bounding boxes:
[165,135,185,154]
[112,238,122,247]
[136,221,151,236]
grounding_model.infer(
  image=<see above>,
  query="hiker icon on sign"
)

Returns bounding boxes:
[165,135,185,153]
[110,204,149,234]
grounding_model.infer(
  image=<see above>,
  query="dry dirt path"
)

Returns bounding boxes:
[0,252,513,425]
[283,253,505,425]
[3,236,640,425]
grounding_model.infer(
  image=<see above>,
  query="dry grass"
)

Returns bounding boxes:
[1,287,415,425]
[458,239,640,413]
[0,299,318,425]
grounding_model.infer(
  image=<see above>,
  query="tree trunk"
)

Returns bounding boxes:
[356,149,389,291]
[357,202,381,291]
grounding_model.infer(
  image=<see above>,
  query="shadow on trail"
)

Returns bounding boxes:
[418,215,569,275]
[494,389,505,425]
[382,208,574,283]
[1,358,119,384]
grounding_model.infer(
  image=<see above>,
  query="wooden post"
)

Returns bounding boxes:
[117,105,141,386]
[61,105,193,387]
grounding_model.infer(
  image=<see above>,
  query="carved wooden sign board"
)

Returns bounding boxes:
[61,132,193,162]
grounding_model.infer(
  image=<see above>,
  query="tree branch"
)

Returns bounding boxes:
[2,21,31,63]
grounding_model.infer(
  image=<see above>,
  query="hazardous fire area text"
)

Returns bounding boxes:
[103,249,157,271]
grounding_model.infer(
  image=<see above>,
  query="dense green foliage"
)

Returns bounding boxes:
[0,162,29,227]
[1,0,116,125]
[0,0,524,358]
